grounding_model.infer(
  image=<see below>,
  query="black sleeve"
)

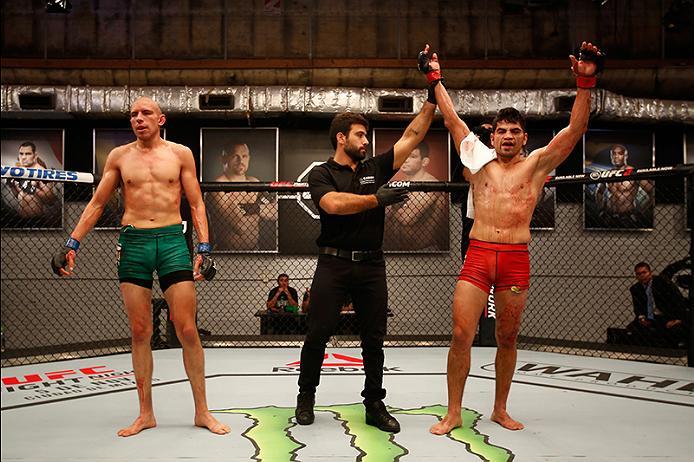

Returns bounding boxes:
[373,147,397,184]
[289,287,299,302]
[308,164,335,210]
[656,276,687,319]
[630,284,645,318]
[267,288,278,301]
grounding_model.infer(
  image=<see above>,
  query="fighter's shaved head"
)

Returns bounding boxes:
[131,96,162,115]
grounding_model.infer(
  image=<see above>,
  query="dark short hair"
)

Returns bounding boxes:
[19,141,37,153]
[329,112,369,150]
[492,107,526,132]
[634,262,651,272]
[277,273,289,283]
[413,142,430,158]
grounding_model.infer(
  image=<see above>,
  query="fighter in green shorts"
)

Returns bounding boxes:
[117,223,195,292]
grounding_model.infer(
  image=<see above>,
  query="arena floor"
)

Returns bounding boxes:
[2,347,693,461]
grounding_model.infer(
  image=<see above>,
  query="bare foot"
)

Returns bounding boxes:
[491,410,524,430]
[430,414,462,435]
[117,415,157,437]
[195,411,231,435]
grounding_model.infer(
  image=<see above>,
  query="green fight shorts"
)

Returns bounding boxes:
[117,223,194,291]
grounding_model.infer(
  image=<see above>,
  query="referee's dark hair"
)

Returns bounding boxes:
[329,112,369,149]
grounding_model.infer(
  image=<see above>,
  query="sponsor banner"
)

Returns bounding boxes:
[1,363,161,407]
[272,353,404,374]
[481,361,694,396]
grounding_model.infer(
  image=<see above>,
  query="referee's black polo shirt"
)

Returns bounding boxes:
[308,148,396,251]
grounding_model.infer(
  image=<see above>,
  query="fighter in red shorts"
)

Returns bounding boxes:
[458,240,530,294]
[417,41,603,433]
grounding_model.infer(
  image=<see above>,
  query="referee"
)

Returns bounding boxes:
[295,99,436,433]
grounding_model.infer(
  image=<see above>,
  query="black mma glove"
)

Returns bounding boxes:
[51,237,79,276]
[375,184,409,207]
[571,42,605,89]
[195,242,216,281]
[418,49,443,84]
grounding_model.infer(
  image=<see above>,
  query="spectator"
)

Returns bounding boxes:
[267,273,299,313]
[627,262,688,347]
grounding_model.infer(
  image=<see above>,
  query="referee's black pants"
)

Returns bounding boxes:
[298,254,388,403]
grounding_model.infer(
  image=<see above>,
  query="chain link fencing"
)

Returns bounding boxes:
[1,167,691,366]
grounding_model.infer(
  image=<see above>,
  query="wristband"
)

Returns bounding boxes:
[65,237,80,252]
[197,242,212,254]
[576,75,596,89]
[426,69,442,84]
[426,79,445,104]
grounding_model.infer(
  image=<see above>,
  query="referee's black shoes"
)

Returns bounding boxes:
[365,400,401,433]
[295,392,315,425]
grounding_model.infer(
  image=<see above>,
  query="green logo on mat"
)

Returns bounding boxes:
[213,403,514,462]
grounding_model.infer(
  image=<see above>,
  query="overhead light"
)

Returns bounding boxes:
[46,0,72,14]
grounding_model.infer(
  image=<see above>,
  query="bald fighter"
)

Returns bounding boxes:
[51,96,230,437]
[595,144,654,227]
[420,42,603,432]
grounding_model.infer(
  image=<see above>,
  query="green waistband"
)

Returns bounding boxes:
[119,223,184,236]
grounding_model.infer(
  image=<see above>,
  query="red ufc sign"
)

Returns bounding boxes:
[2,366,114,386]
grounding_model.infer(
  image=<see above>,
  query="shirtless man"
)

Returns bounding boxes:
[419,42,602,433]
[385,142,447,251]
[8,141,57,219]
[206,143,276,250]
[51,97,230,437]
[595,144,654,226]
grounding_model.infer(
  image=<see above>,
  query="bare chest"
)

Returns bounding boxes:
[608,180,637,193]
[474,162,537,199]
[119,151,181,189]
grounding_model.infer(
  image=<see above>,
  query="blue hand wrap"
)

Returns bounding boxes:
[65,237,80,252]
[197,242,212,255]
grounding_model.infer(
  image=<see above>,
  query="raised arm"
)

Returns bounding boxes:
[533,42,603,177]
[418,44,471,155]
[392,102,436,170]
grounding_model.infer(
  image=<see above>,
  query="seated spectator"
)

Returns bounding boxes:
[267,273,299,313]
[627,262,688,347]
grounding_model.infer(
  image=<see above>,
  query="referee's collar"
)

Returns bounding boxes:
[327,157,362,172]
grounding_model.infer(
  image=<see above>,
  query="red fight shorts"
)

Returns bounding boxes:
[458,240,530,293]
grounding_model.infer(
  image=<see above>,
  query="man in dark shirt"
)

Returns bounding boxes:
[628,261,688,346]
[295,101,436,433]
[267,273,299,313]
